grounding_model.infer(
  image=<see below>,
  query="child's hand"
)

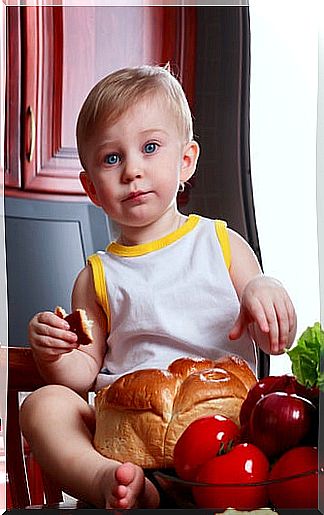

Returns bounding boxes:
[28,311,79,362]
[228,276,296,354]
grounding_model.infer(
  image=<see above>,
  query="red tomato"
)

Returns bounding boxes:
[192,443,269,510]
[173,415,239,481]
[268,446,318,508]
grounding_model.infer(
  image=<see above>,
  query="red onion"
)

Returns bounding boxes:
[248,392,316,459]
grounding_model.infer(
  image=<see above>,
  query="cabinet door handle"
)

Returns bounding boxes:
[26,105,36,162]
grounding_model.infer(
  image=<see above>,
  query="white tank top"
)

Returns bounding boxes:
[88,214,257,391]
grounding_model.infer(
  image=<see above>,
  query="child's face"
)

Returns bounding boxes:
[80,94,198,230]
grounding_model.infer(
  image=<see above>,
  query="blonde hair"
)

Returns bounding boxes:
[76,65,193,169]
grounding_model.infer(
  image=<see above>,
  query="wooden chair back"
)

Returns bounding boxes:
[6,346,64,508]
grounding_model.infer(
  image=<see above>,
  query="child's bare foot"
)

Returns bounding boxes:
[106,462,160,509]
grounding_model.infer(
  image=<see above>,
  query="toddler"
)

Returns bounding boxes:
[22,65,297,509]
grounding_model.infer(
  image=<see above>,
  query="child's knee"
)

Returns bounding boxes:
[20,384,72,430]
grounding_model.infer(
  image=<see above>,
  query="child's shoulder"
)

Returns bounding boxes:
[197,214,229,231]
[73,264,94,290]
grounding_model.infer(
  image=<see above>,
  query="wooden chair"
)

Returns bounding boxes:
[5,346,89,509]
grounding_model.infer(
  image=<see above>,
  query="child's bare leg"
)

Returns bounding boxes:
[20,385,159,509]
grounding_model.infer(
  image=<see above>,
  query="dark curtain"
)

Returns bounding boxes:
[185,7,270,378]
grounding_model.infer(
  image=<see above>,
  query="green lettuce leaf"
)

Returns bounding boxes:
[286,322,324,390]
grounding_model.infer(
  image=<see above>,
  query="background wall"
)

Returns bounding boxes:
[317,0,324,325]
[316,5,324,510]
[249,1,320,374]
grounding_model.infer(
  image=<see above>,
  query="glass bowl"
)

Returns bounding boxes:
[153,466,323,511]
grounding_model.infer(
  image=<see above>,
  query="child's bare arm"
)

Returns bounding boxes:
[227,229,297,355]
[29,265,108,392]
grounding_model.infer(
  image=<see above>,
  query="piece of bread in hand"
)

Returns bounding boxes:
[94,355,256,468]
[54,306,93,346]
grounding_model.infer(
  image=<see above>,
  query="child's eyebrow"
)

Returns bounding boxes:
[139,128,169,137]
[95,139,120,150]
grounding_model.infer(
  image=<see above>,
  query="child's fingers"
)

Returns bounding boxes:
[37,311,70,330]
[285,295,296,333]
[274,298,290,352]
[34,329,78,347]
[34,339,77,353]
[29,312,78,360]
[34,312,77,342]
[272,290,296,353]
[250,295,281,353]
[31,326,78,348]
[247,296,270,334]
[265,309,280,354]
[228,313,244,340]
[37,324,78,344]
[30,335,79,362]
[29,312,70,340]
[240,278,296,355]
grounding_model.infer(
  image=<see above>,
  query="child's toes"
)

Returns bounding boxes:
[113,484,128,499]
[115,462,137,486]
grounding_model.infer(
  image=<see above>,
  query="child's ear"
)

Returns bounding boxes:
[79,171,101,207]
[180,140,200,182]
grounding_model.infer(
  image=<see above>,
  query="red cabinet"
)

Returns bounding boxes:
[5,6,196,197]
[1,3,5,186]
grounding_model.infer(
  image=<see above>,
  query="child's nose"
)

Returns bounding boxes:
[122,158,143,182]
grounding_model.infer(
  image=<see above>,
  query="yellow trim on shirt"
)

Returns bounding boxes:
[215,220,231,269]
[107,214,200,257]
[87,254,111,334]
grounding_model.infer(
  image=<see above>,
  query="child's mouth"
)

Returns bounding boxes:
[123,191,150,202]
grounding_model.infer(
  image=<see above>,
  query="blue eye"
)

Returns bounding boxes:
[104,153,120,165]
[144,142,158,154]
